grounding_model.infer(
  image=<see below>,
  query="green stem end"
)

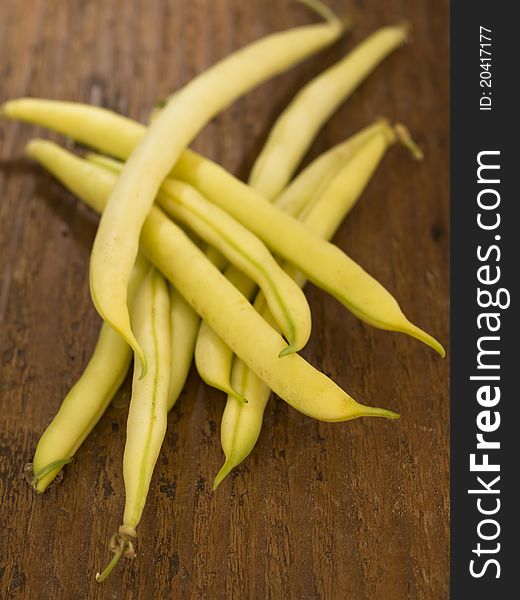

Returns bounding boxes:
[30,457,73,492]
[278,344,297,358]
[96,532,136,583]
[297,0,348,29]
[394,123,424,161]
[213,459,235,491]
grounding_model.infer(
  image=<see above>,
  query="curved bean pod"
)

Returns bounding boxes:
[189,22,421,391]
[26,140,398,424]
[172,150,444,355]
[86,15,345,377]
[194,320,240,401]
[2,100,442,353]
[194,266,257,397]
[215,124,424,487]
[215,357,267,489]
[96,267,171,581]
[274,118,389,218]
[195,278,257,402]
[123,268,171,533]
[195,119,391,395]
[30,255,149,493]
[88,154,312,357]
[249,23,410,199]
[195,26,404,392]
[215,294,278,489]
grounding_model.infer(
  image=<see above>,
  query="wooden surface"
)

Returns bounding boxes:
[0,1,449,598]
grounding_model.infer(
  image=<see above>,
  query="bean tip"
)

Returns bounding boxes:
[297,0,341,27]
[404,321,445,357]
[0,100,17,119]
[135,348,148,380]
[374,115,391,127]
[230,390,248,404]
[215,384,248,404]
[357,405,400,420]
[24,138,46,159]
[278,344,297,358]
[130,338,148,379]
[398,20,413,41]
[394,123,424,161]
[422,333,446,358]
[338,15,352,33]
[213,461,234,490]
[85,151,99,162]
[383,409,401,420]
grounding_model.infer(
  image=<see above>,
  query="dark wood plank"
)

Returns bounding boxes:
[0,0,449,598]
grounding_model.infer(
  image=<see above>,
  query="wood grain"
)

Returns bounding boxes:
[0,0,449,598]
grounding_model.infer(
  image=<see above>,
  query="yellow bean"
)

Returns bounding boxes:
[194,264,257,396]
[215,353,269,489]
[87,154,312,356]
[274,118,389,218]
[215,124,428,487]
[196,24,395,358]
[30,255,149,493]
[195,120,391,395]
[26,140,398,424]
[194,317,246,402]
[249,23,410,199]
[1,99,442,352]
[97,266,171,581]
[84,16,345,377]
[123,268,171,533]
[173,151,444,354]
[172,154,440,358]
[89,114,378,402]
[138,0,343,410]
[195,18,405,392]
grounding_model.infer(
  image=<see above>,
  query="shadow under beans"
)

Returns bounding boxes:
[34,166,99,254]
[0,158,99,256]
[0,157,39,178]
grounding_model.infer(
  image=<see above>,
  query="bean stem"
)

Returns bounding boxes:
[96,533,135,583]
[30,458,73,490]
[298,0,342,25]
[394,123,424,161]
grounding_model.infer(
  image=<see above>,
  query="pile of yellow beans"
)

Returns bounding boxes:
[1,0,444,581]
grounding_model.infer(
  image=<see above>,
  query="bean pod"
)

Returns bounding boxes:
[26,140,399,424]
